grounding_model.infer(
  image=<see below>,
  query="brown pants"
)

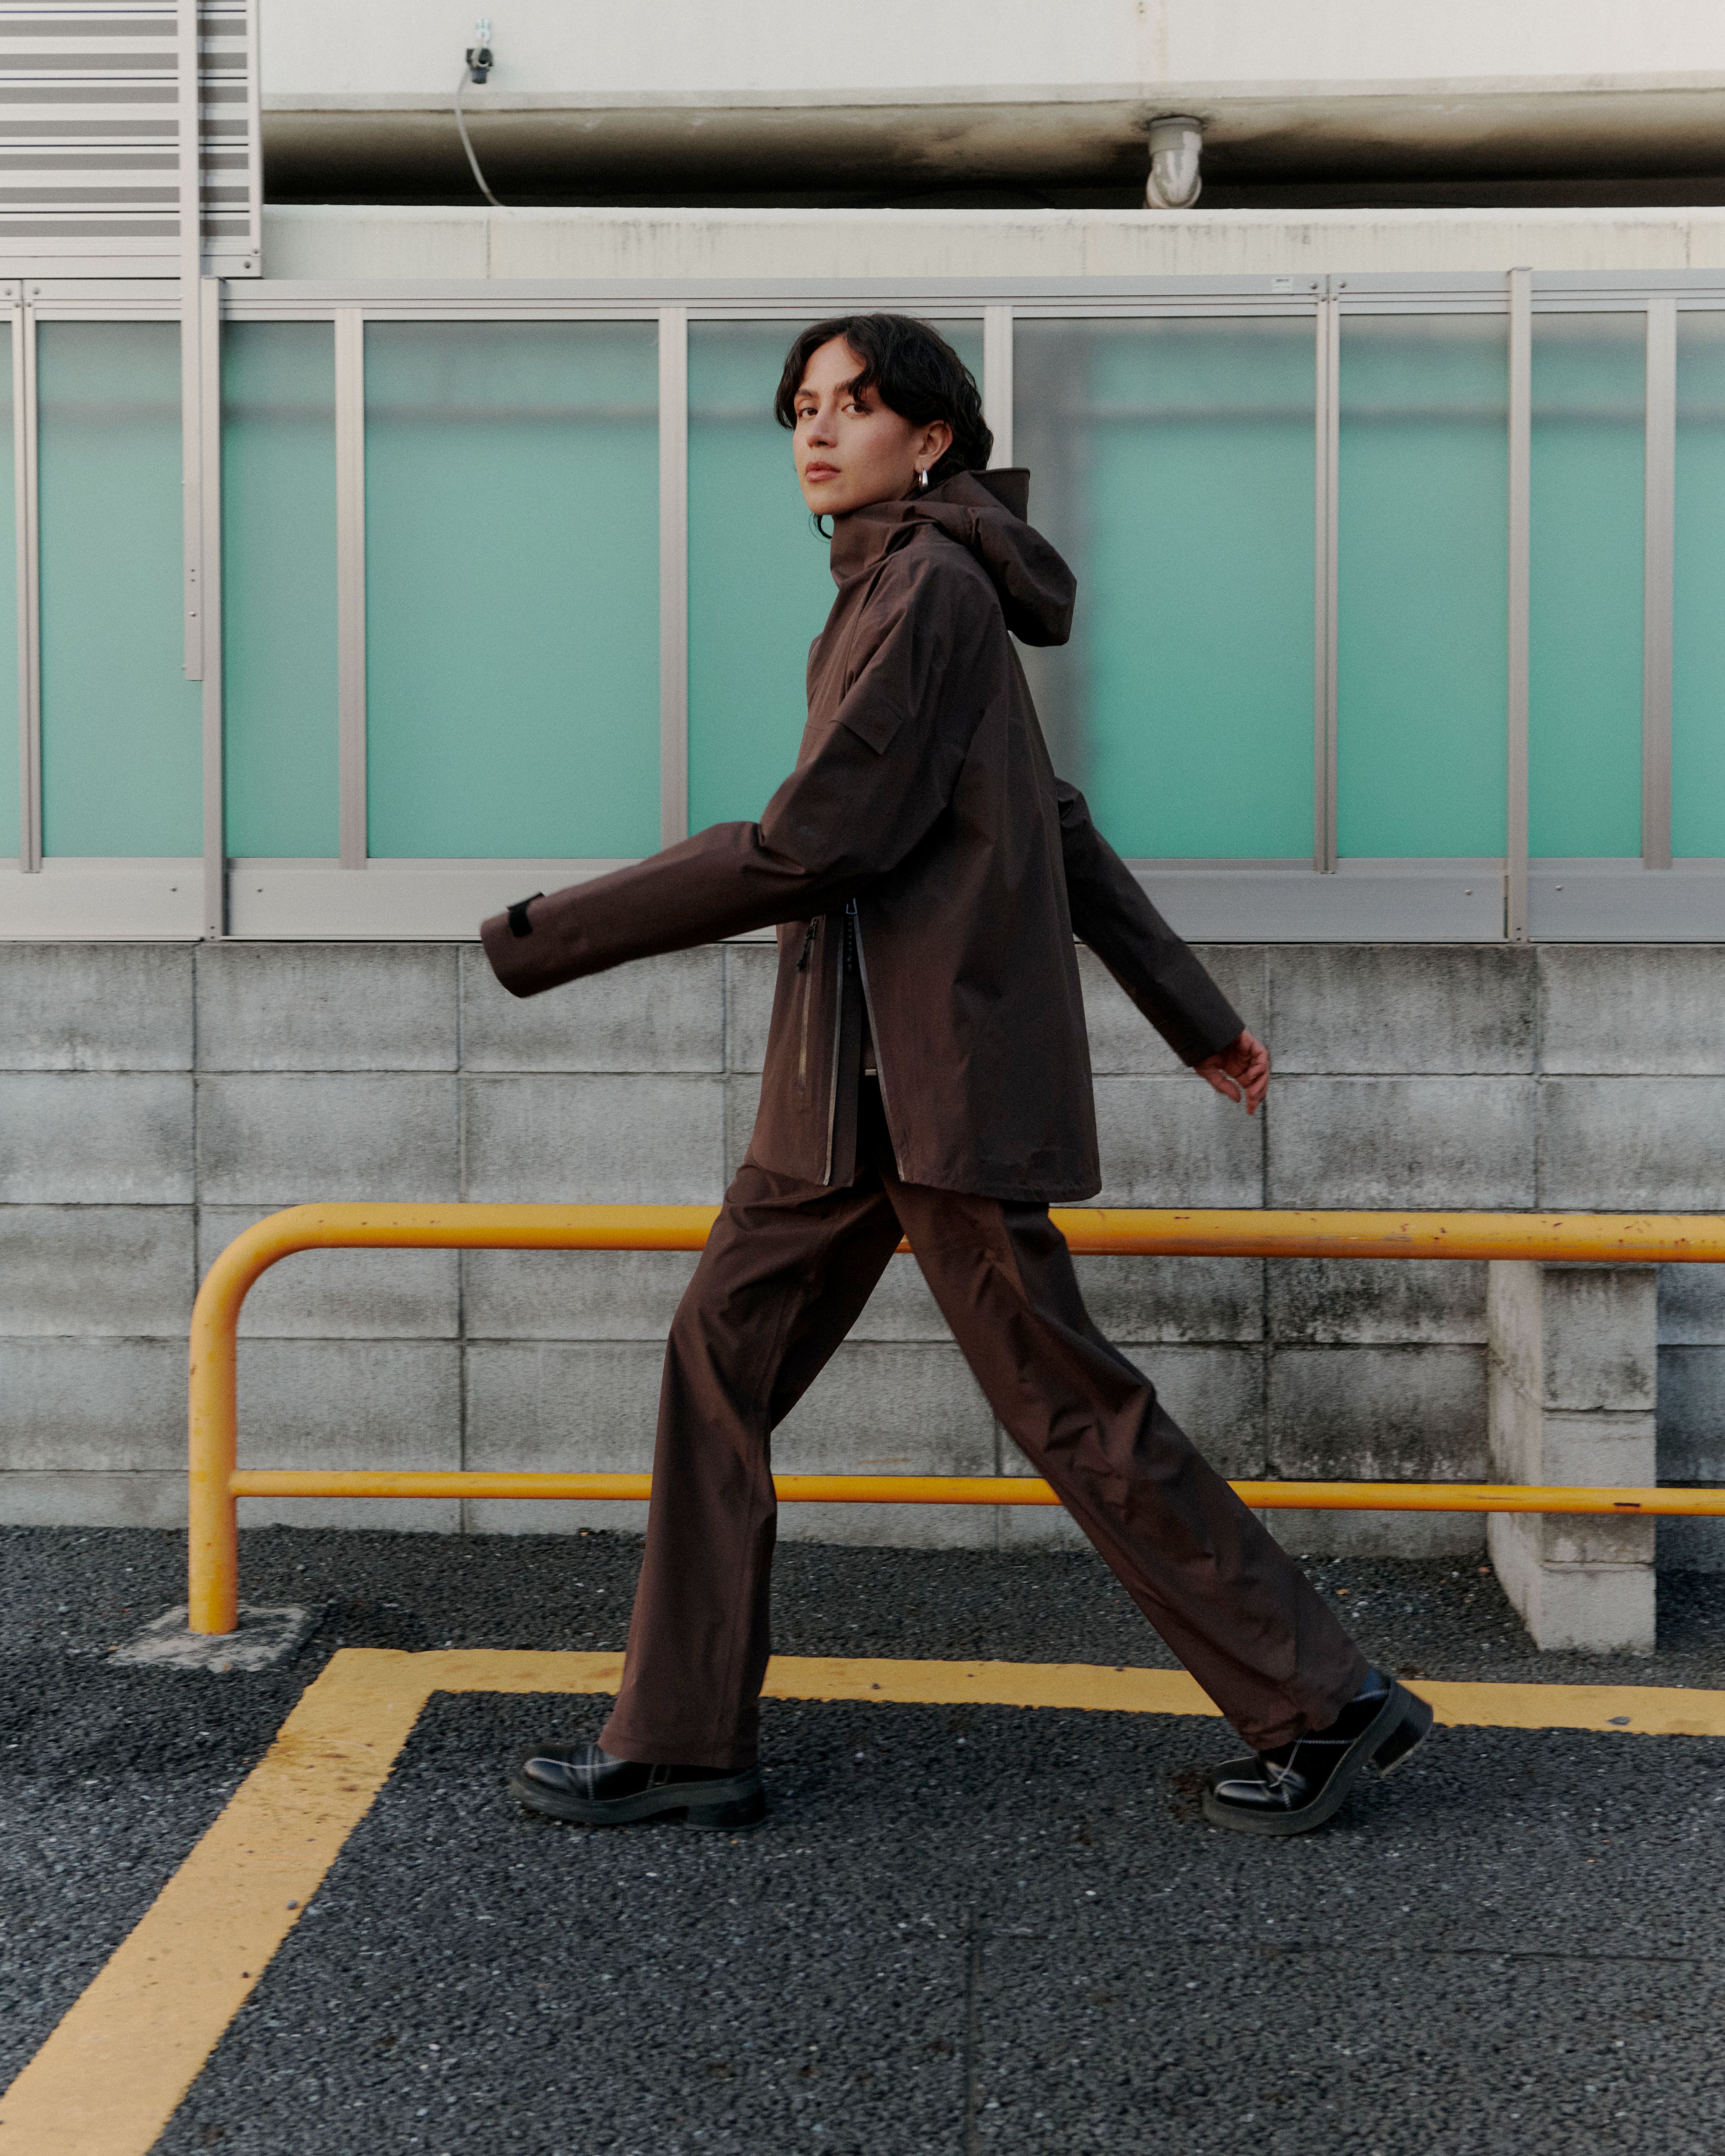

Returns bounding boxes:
[601,1084,1366,1768]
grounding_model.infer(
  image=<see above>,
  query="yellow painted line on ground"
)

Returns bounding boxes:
[7,1648,1725,2155]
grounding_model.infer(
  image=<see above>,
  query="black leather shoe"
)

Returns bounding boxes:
[1201,1671,1434,1838]
[509,1740,766,1829]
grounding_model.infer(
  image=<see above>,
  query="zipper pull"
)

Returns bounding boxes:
[795,919,818,972]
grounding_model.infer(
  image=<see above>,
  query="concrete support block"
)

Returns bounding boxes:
[234,1339,461,1469]
[1539,946,1725,1075]
[1269,945,1535,1075]
[199,944,458,1071]
[463,1073,725,1204]
[1268,1077,1535,1210]
[0,944,192,1070]
[199,1208,459,1340]
[0,1074,194,1203]
[1269,1258,1487,1345]
[464,1340,667,1536]
[1079,945,1267,1076]
[461,945,723,1072]
[1539,1077,1725,1211]
[1092,1075,1263,1207]
[198,1073,459,1204]
[0,1206,194,1335]
[0,1339,184,1469]
[1487,1262,1658,1651]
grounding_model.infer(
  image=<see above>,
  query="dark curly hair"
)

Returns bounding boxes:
[774,313,993,486]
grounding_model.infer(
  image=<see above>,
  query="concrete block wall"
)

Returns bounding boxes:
[3,938,1724,1564]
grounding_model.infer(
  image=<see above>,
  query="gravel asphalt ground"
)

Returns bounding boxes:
[4,1523,1725,2154]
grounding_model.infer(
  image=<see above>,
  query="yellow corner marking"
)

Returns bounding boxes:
[0,1652,433,2156]
[6,1647,1725,2156]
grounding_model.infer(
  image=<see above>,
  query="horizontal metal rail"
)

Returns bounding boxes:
[188,1202,1725,1636]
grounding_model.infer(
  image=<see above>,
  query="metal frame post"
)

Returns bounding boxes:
[1643,295,1676,871]
[983,304,1013,467]
[1314,290,1340,872]
[657,303,689,850]
[1506,268,1532,940]
[334,308,367,869]
[13,295,37,873]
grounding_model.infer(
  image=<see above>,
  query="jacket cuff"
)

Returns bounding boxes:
[480,902,544,998]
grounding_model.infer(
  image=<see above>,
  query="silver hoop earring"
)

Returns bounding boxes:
[917,466,930,491]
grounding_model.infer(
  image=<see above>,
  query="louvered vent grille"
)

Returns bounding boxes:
[0,0,258,275]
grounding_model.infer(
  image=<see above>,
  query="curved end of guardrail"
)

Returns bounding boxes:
[187,1206,336,1636]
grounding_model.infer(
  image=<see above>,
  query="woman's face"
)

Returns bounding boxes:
[792,336,953,517]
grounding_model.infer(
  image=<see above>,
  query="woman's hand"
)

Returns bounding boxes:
[1195,1029,1271,1116]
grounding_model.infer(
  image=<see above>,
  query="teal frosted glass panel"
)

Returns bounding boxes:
[1529,314,1644,858]
[38,322,200,857]
[687,319,984,830]
[1336,316,1507,858]
[221,321,338,856]
[0,326,15,859]
[364,321,658,859]
[1015,318,1315,858]
[1674,311,1725,858]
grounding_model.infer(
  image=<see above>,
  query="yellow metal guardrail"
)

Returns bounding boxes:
[188,1203,1725,1635]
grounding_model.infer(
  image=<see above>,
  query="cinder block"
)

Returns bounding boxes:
[1486,1515,1655,1652]
[1267,1345,1488,1480]
[464,1074,723,1205]
[0,1339,183,1469]
[1079,946,1267,1076]
[1657,1344,1725,1483]
[850,1255,957,1343]
[725,1073,763,1185]
[0,1075,193,1203]
[1269,1258,1487,1346]
[1267,1077,1535,1210]
[0,1207,193,1335]
[1092,1075,1263,1207]
[1539,945,1725,1076]
[724,943,779,1074]
[1269,945,1535,1075]
[198,1073,458,1204]
[1072,1255,1263,1343]
[464,1340,665,1531]
[465,1341,664,1471]
[0,944,192,1069]
[199,943,458,1071]
[776,1338,997,1547]
[198,1208,459,1340]
[1539,1077,1725,1211]
[461,946,723,1073]
[233,1340,460,1469]
[0,1470,187,1529]
[464,1248,699,1341]
[1486,1262,1658,1413]
[1658,1264,1725,1346]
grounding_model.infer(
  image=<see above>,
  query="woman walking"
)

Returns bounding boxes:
[482,314,1431,1837]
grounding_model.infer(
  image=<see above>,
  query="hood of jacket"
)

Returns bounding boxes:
[828,467,1076,647]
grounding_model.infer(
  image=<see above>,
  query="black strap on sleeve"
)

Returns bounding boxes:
[506,893,544,939]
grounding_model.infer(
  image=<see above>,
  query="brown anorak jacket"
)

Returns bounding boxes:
[481,468,1243,1203]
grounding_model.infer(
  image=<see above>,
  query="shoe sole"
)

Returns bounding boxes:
[509,1768,766,1831]
[1200,1682,1415,1839]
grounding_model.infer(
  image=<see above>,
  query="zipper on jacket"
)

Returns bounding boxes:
[794,918,818,1093]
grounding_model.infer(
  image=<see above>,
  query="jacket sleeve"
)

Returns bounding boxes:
[1054,776,1244,1067]
[481,562,982,998]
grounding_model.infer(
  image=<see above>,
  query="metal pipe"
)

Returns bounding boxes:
[188,1202,1725,1635]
